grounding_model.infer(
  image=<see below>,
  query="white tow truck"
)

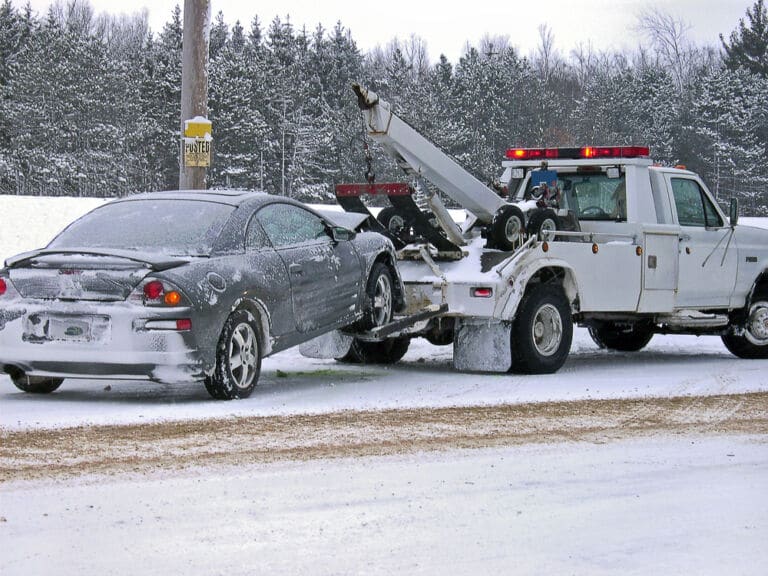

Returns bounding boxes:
[302,84,768,373]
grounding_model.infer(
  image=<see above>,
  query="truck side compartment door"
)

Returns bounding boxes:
[668,176,737,308]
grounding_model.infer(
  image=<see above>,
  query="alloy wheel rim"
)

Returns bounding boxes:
[373,274,393,327]
[228,322,258,389]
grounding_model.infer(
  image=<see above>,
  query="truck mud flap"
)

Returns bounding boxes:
[299,330,354,360]
[453,318,512,373]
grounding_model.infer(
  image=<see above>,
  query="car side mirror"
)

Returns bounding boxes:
[330,226,355,242]
[729,198,739,227]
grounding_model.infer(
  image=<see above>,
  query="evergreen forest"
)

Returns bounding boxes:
[1,0,767,213]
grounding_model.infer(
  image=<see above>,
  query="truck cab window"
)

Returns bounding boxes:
[534,173,626,221]
[671,178,723,228]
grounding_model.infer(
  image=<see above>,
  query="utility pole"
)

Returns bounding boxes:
[179,0,211,190]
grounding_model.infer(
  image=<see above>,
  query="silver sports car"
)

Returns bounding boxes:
[0,190,404,399]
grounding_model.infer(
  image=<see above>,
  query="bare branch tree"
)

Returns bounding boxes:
[636,8,693,89]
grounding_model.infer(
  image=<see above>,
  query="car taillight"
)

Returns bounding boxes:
[133,279,185,307]
[144,280,164,300]
[0,278,6,296]
[176,319,192,331]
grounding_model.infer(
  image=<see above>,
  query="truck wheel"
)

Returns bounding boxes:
[588,321,654,352]
[526,209,559,240]
[339,337,411,364]
[377,207,408,235]
[510,285,573,374]
[204,310,262,400]
[721,298,768,359]
[9,369,63,394]
[491,205,526,251]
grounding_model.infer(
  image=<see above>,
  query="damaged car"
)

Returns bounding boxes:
[0,190,404,399]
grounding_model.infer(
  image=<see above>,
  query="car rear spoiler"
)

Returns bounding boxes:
[4,248,192,271]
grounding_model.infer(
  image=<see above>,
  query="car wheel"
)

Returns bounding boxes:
[588,321,654,352]
[9,370,63,394]
[491,205,526,251]
[510,284,573,374]
[722,297,768,359]
[204,309,262,400]
[337,262,409,364]
[526,209,559,240]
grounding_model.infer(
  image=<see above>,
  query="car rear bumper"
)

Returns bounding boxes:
[0,300,208,384]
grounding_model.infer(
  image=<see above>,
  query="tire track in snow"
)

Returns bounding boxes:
[2,391,767,483]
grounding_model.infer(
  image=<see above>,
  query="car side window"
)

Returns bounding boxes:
[255,203,328,247]
[671,178,723,228]
[245,214,269,250]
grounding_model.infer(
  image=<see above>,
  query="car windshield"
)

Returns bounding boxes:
[48,199,235,256]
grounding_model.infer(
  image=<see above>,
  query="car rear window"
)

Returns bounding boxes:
[48,199,235,256]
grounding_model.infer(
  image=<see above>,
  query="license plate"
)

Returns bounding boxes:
[49,317,92,342]
[23,314,111,343]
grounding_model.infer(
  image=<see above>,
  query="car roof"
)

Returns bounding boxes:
[113,189,273,207]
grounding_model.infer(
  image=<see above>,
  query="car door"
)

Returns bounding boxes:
[242,212,295,339]
[255,202,362,333]
[668,176,737,308]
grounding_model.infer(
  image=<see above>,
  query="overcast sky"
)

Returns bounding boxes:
[16,0,751,62]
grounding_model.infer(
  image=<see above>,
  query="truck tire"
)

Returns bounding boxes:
[526,209,559,240]
[588,321,654,352]
[721,298,768,359]
[377,207,409,235]
[337,262,410,364]
[491,205,526,251]
[9,370,63,394]
[204,310,262,400]
[338,337,411,364]
[510,284,573,374]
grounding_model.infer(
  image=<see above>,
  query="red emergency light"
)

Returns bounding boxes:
[506,146,650,160]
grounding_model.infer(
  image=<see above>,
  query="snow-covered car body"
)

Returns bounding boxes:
[0,190,403,398]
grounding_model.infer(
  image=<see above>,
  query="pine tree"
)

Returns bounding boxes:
[721,0,768,76]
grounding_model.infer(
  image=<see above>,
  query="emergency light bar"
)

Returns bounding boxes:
[505,146,650,160]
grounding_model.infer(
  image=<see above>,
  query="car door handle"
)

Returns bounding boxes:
[289,263,303,275]
[679,234,691,242]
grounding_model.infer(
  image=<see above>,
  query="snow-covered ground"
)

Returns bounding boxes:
[3,436,766,576]
[1,195,767,576]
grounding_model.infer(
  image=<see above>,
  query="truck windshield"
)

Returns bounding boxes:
[523,173,627,221]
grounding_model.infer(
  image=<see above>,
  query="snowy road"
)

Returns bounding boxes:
[1,196,767,574]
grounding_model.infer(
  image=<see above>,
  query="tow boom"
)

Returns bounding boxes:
[353,83,505,224]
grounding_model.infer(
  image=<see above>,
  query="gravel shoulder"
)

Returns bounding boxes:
[3,391,767,483]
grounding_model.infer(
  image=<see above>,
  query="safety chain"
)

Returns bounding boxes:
[360,113,375,184]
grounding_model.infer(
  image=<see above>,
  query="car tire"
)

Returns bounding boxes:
[337,262,409,364]
[10,370,63,394]
[722,297,768,359]
[526,209,559,240]
[491,205,526,251]
[204,309,262,400]
[588,321,654,352]
[510,284,573,374]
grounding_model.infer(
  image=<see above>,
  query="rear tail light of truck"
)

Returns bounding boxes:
[0,277,7,296]
[471,287,493,298]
